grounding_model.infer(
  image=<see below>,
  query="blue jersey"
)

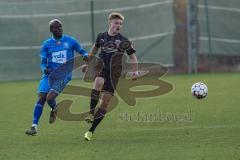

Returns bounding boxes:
[40,34,88,78]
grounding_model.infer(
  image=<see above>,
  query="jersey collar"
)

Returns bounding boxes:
[52,34,65,41]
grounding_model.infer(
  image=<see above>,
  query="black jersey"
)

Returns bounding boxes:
[94,32,136,68]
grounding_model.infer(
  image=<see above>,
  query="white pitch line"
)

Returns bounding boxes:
[199,37,240,44]
[0,32,174,51]
[0,0,173,19]
[198,4,240,13]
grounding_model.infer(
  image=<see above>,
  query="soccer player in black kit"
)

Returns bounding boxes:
[83,12,139,141]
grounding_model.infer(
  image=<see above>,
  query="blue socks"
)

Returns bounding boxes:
[32,102,44,125]
[32,98,56,126]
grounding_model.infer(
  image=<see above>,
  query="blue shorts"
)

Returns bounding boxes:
[37,75,71,94]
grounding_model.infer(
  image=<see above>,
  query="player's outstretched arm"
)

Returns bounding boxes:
[71,37,89,61]
[81,45,99,73]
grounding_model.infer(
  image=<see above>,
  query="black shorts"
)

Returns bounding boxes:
[94,60,122,94]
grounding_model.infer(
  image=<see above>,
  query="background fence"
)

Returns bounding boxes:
[0,0,239,81]
[198,0,240,56]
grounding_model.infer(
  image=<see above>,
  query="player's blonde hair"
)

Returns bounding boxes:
[108,12,124,21]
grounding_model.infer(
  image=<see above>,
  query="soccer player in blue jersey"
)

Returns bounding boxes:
[25,19,89,136]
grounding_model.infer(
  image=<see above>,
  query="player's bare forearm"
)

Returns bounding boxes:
[129,53,138,80]
[89,45,99,58]
[129,53,138,72]
[84,45,98,65]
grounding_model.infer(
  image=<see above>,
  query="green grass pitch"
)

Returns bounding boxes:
[0,73,239,160]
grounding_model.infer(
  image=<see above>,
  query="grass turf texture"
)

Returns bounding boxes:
[0,73,239,160]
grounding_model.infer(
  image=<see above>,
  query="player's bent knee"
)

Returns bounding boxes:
[46,97,55,105]
[46,91,58,102]
[94,77,104,90]
[46,97,56,108]
[99,102,108,109]
[37,93,47,105]
[47,99,56,107]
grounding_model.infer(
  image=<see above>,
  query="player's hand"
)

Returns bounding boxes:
[83,55,89,62]
[131,71,139,81]
[43,68,53,75]
[81,64,88,73]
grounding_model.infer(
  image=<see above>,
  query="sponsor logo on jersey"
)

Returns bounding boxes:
[64,42,69,49]
[52,50,67,63]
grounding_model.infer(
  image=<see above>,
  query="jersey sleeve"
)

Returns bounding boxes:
[40,57,47,71]
[39,42,48,71]
[94,33,103,48]
[126,41,136,55]
[72,38,88,57]
[40,41,48,58]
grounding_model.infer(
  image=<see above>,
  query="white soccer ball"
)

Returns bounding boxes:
[191,82,208,99]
